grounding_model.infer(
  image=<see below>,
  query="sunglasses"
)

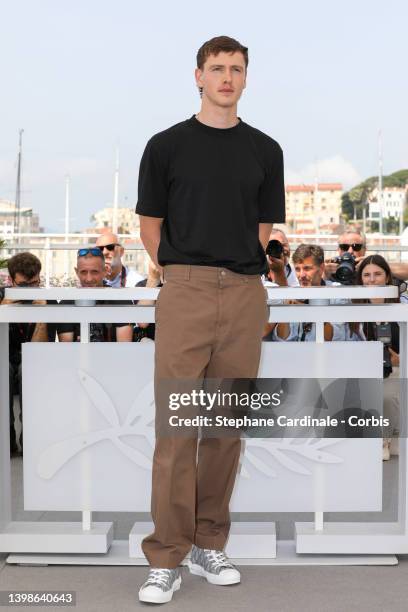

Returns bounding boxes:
[338,243,364,252]
[77,248,105,258]
[99,243,119,251]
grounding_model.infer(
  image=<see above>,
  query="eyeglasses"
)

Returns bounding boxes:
[338,243,364,252]
[77,248,105,258]
[98,243,119,252]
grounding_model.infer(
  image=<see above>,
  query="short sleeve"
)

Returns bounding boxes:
[136,137,168,218]
[258,145,285,224]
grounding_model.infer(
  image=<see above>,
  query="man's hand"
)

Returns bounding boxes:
[267,254,288,286]
[324,260,338,280]
[32,300,47,305]
[268,255,285,275]
[354,256,365,270]
[389,347,400,367]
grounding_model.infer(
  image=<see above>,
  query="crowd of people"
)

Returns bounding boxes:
[1,226,407,460]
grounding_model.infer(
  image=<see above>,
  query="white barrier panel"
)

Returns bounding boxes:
[23,342,382,513]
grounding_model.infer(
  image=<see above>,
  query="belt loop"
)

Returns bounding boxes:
[184,265,191,280]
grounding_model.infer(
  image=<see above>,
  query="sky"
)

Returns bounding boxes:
[1,0,407,232]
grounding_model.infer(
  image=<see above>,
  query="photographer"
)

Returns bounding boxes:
[272,244,349,342]
[57,248,133,342]
[262,230,298,339]
[352,254,404,460]
[324,229,366,285]
[325,227,408,284]
[263,229,299,287]
[1,253,56,455]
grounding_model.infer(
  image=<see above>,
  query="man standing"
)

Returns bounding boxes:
[95,231,143,287]
[136,35,285,604]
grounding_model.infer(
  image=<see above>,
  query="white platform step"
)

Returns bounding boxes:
[296,522,408,554]
[129,521,277,559]
[6,539,397,566]
[0,521,113,554]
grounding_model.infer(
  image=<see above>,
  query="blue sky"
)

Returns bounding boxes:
[1,0,407,231]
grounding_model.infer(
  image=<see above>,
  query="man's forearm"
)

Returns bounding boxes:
[141,234,161,268]
[31,323,49,342]
[139,215,163,268]
[259,223,273,250]
[390,262,408,281]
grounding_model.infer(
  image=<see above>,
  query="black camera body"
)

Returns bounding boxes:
[373,322,393,378]
[332,252,356,285]
[266,239,284,259]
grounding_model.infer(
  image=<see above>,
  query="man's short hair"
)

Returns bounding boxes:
[7,252,41,281]
[196,35,249,70]
[340,227,366,246]
[292,244,324,266]
[270,228,288,243]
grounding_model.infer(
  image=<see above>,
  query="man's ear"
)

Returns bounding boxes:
[120,246,124,257]
[74,267,78,277]
[195,67,204,89]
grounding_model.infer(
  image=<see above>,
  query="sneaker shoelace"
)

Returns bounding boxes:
[145,568,174,589]
[204,549,234,570]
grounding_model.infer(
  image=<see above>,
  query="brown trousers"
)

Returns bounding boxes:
[142,264,268,568]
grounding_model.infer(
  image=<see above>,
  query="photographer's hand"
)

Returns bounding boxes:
[354,256,365,270]
[267,255,288,286]
[389,347,400,367]
[324,260,338,280]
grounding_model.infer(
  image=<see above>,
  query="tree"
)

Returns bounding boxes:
[0,238,8,270]
[342,169,408,230]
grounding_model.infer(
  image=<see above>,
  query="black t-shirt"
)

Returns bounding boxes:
[136,115,285,275]
[9,300,57,366]
[56,300,132,342]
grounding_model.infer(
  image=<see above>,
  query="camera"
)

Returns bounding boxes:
[266,239,284,259]
[373,322,393,378]
[331,252,356,285]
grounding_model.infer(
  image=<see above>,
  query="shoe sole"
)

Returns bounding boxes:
[138,577,181,604]
[188,561,240,585]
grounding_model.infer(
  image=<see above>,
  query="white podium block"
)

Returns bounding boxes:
[0,521,113,554]
[295,521,406,554]
[225,522,276,558]
[129,521,276,559]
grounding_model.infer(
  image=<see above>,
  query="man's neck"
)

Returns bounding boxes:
[106,266,122,281]
[196,100,239,129]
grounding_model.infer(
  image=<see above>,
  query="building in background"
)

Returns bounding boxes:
[368,185,408,221]
[90,206,140,235]
[285,183,343,234]
[88,206,146,273]
[0,199,41,234]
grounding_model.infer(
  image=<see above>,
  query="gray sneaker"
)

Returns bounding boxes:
[188,545,240,585]
[138,567,181,604]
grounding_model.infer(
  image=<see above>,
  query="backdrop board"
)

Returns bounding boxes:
[23,342,383,513]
